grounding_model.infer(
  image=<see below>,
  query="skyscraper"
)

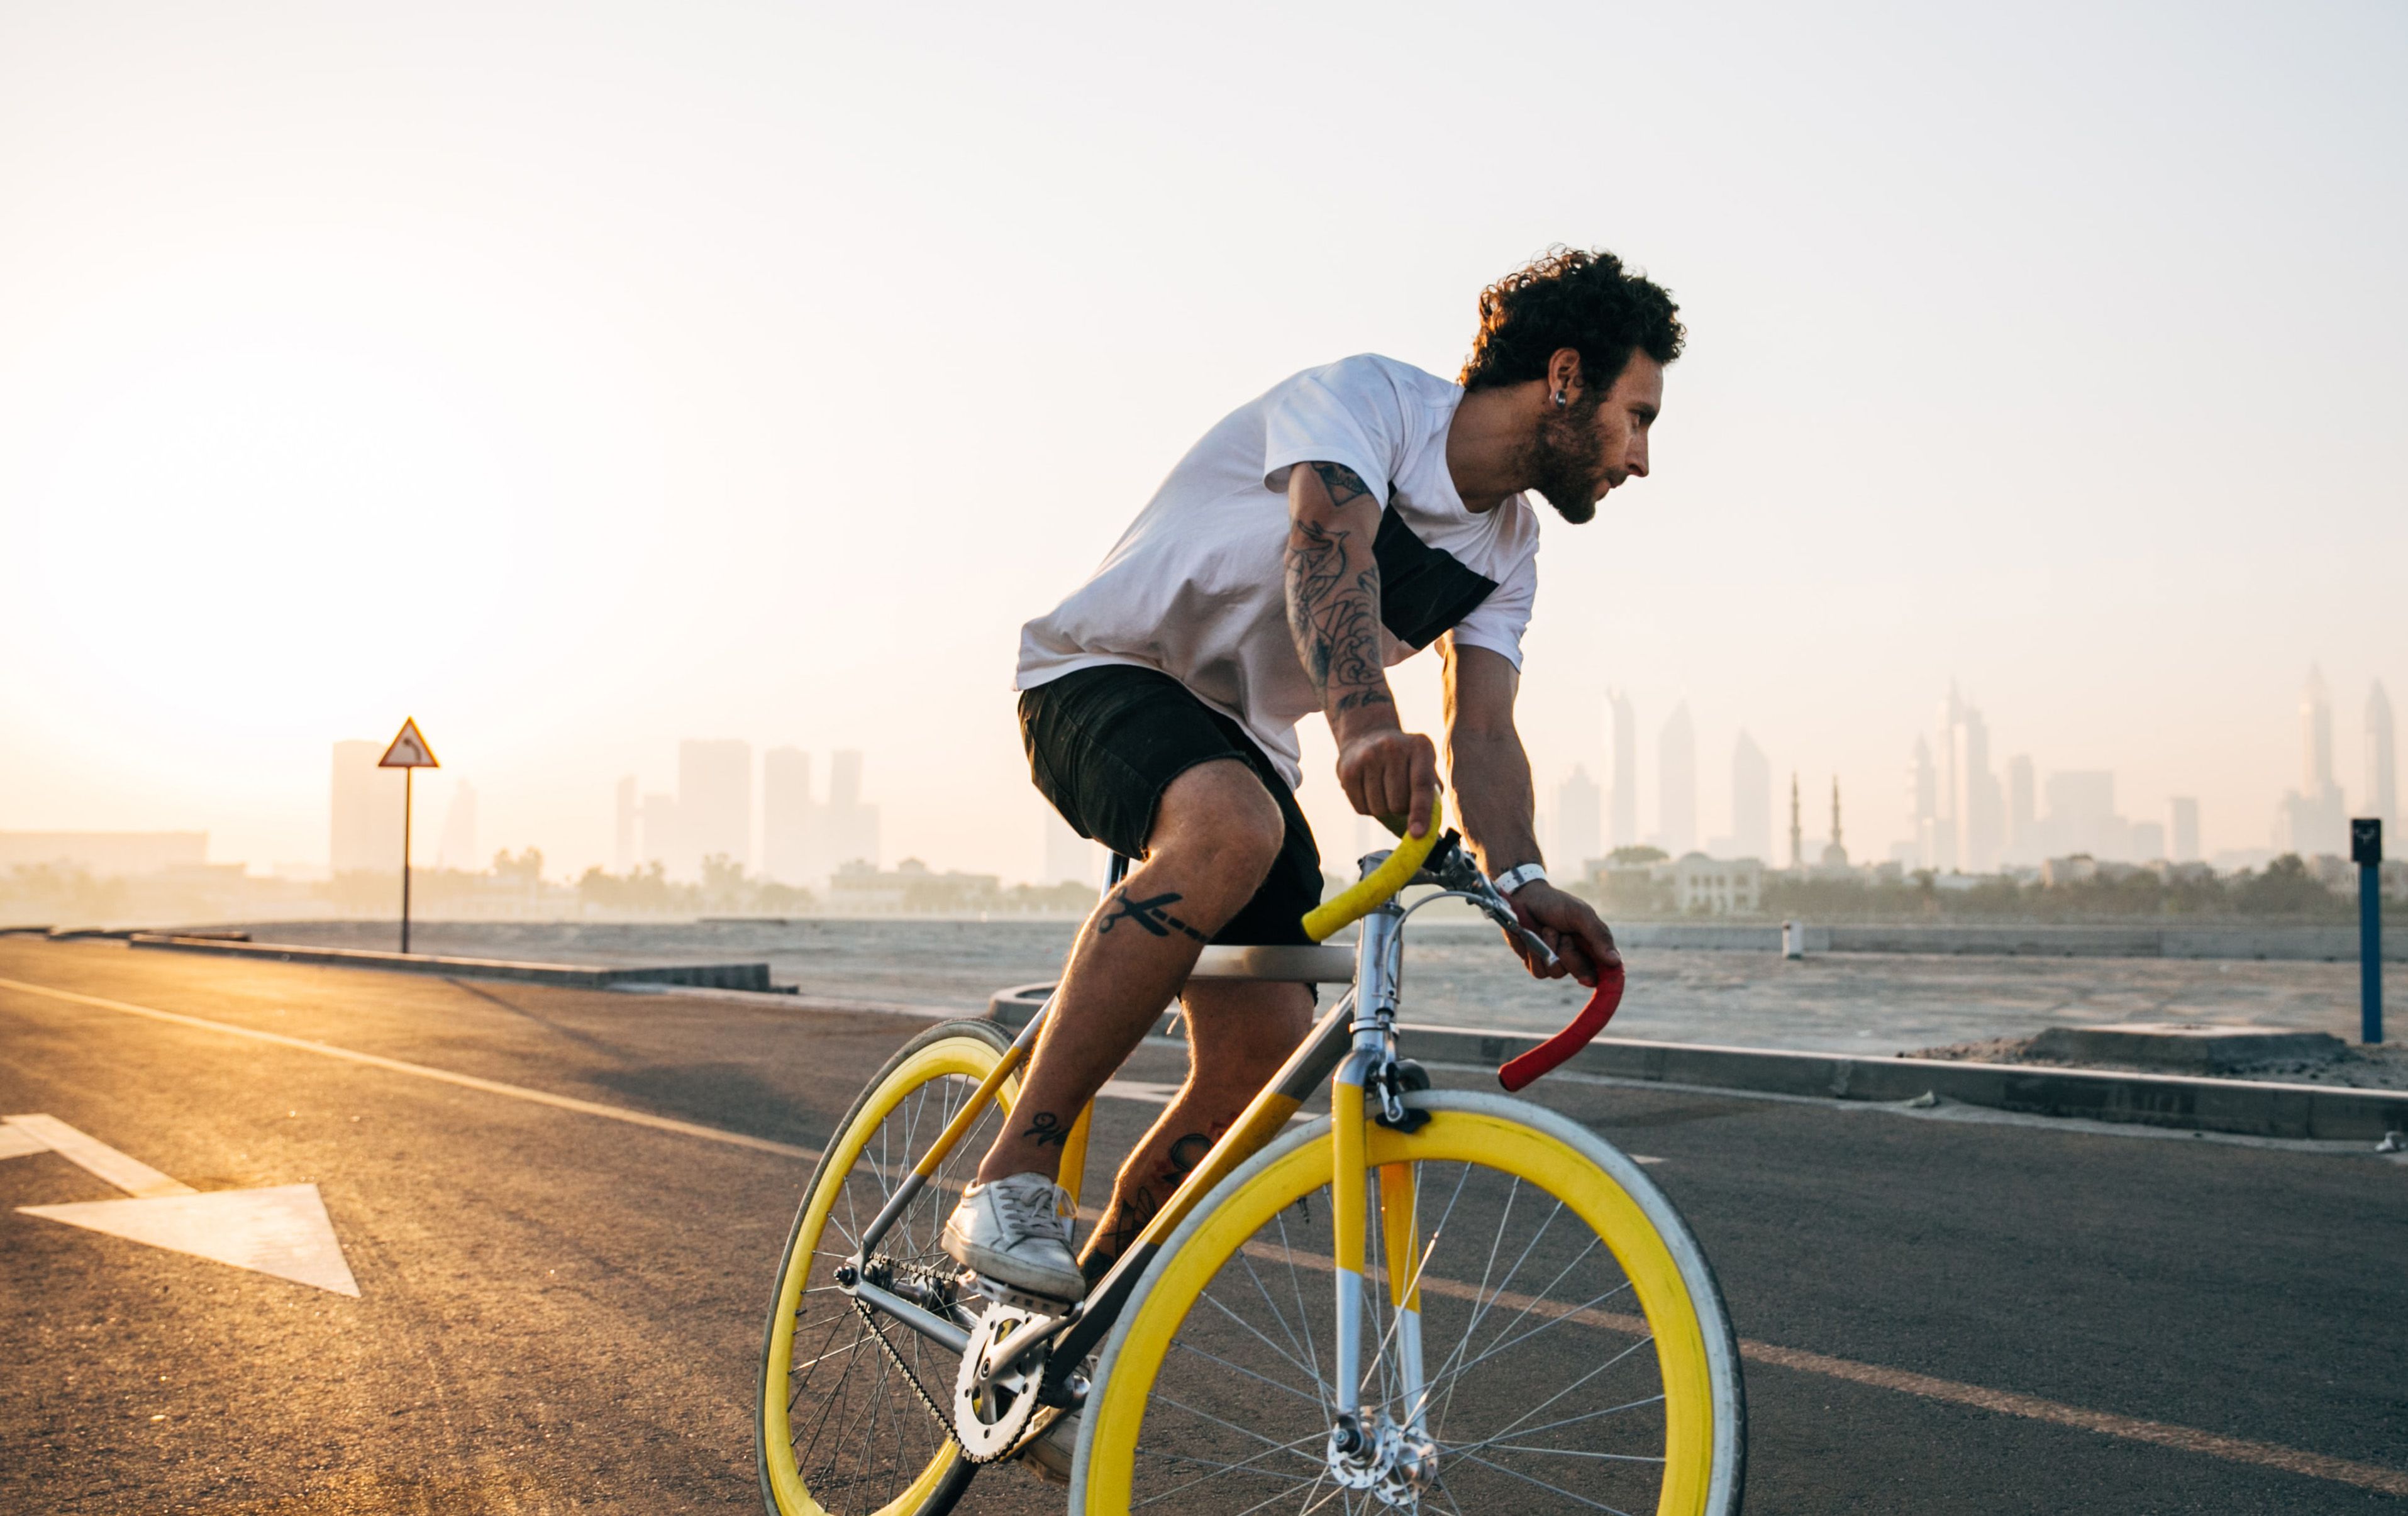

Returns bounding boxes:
[2368,681,2396,831]
[763,747,814,884]
[679,739,752,874]
[1907,736,1937,869]
[1946,693,2002,873]
[2005,755,2035,863]
[1553,766,1602,871]
[2277,667,2347,856]
[614,777,637,871]
[329,740,402,875]
[821,749,882,872]
[1607,690,1637,851]
[1932,686,1961,871]
[2168,796,2200,863]
[1656,704,1695,855]
[1787,773,1803,870]
[1731,731,1770,861]
[640,792,684,875]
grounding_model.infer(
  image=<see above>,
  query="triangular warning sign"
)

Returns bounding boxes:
[20,1184,360,1296]
[378,716,438,769]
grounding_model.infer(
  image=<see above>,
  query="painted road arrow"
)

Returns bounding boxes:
[3,1114,359,1297]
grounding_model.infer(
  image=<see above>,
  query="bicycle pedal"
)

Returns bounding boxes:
[961,1270,1079,1314]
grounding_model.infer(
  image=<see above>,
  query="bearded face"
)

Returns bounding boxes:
[1523,394,1611,524]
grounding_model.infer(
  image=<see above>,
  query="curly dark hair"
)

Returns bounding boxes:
[1459,247,1684,394]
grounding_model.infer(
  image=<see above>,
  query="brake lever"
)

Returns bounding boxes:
[1431,841,1558,971]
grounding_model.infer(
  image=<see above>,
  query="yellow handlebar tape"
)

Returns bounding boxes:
[1299,795,1446,943]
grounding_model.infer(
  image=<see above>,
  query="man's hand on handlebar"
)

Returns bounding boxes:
[1504,882,1621,987]
[1334,726,1441,839]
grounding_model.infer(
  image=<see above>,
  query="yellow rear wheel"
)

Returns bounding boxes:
[1074,1090,1746,1514]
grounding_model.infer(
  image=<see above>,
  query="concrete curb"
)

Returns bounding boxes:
[984,983,2407,1143]
[125,934,777,993]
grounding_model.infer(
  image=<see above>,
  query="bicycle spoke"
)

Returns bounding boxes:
[1448,1449,1641,1515]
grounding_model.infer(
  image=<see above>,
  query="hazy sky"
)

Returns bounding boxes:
[3,1,2403,879]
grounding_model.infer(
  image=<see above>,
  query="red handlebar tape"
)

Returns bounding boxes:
[1496,962,1625,1092]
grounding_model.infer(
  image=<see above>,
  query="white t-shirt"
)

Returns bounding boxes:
[1016,354,1543,789]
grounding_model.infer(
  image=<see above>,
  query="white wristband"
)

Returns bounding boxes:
[1492,863,1548,896]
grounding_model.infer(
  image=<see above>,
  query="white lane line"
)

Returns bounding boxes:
[0,1124,49,1160]
[0,975,818,1164]
[3,1114,194,1197]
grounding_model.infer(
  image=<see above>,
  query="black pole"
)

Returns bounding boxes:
[401,766,414,956]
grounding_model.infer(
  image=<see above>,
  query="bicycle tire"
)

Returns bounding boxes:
[1071,1090,1746,1515]
[756,1018,1016,1516]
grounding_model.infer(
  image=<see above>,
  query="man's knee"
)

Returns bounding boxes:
[1148,761,1286,895]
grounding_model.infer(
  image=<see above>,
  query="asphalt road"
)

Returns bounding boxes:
[2,938,2402,1513]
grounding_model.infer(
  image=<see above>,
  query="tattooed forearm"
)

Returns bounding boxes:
[1097,888,1209,944]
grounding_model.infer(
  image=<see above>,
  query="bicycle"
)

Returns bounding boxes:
[757,798,1746,1514]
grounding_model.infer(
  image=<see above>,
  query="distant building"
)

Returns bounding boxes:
[819,750,882,873]
[2129,820,2165,861]
[2041,770,2117,858]
[2004,755,2035,863]
[1656,704,1695,855]
[827,857,999,914]
[762,747,814,885]
[1670,852,1761,915]
[2168,797,2200,863]
[1553,766,1602,873]
[1948,695,2002,873]
[2041,854,2097,887]
[639,792,684,875]
[435,782,479,871]
[1731,732,1770,863]
[2276,667,2347,856]
[1931,687,1961,871]
[1820,779,1850,873]
[2369,681,2397,831]
[1788,773,1803,871]
[0,832,207,876]
[1607,690,1638,850]
[1907,736,1938,869]
[679,739,752,874]
[613,777,637,872]
[330,740,402,874]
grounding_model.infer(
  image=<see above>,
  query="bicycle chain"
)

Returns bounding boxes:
[850,1299,1053,1465]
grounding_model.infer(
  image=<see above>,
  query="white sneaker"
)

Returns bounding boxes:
[1021,1408,1079,1485]
[941,1173,1084,1301]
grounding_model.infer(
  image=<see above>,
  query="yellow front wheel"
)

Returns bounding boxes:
[1072,1091,1746,1514]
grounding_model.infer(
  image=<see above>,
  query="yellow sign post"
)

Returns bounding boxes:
[376,718,440,953]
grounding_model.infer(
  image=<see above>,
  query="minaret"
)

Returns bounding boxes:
[1788,773,1803,871]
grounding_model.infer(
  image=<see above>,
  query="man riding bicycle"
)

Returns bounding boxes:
[943,246,1682,1317]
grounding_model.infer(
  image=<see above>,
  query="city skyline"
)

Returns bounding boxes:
[3,6,2401,885]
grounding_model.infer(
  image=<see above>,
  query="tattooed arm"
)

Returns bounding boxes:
[1284,461,1439,836]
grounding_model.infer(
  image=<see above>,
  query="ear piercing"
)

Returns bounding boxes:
[1552,390,1567,408]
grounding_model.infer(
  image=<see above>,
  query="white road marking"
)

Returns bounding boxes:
[4,1114,193,1197]
[23,1185,360,1297]
[0,1124,49,1161]
[0,975,818,1163]
[4,1112,358,1295]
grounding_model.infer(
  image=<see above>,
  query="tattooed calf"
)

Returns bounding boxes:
[1097,888,1209,944]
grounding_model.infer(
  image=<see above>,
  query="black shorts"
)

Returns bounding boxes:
[1019,664,1323,947]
